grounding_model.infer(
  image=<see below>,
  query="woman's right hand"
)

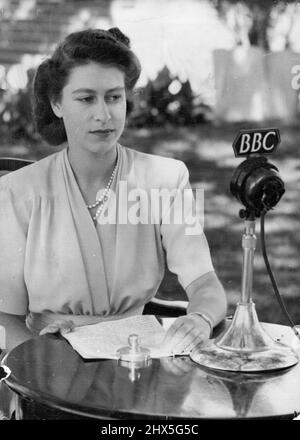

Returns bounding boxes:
[39,320,75,336]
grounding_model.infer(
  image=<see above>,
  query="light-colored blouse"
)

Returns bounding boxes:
[0,143,214,332]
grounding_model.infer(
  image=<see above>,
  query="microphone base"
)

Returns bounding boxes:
[190,339,298,372]
[190,302,299,372]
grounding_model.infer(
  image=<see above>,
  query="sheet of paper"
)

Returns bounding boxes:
[63,315,187,359]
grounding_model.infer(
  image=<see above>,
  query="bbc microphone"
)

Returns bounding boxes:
[191,128,299,372]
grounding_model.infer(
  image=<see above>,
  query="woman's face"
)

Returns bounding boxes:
[51,61,127,156]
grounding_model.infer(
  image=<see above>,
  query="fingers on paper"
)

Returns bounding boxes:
[162,316,208,354]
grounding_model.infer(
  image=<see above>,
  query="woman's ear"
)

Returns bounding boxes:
[50,100,62,118]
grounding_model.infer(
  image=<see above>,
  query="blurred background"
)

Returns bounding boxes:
[0,0,299,324]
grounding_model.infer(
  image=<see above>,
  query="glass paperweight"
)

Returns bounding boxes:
[116,334,150,363]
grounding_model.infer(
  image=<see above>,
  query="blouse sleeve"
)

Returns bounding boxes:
[0,180,29,315]
[160,161,214,290]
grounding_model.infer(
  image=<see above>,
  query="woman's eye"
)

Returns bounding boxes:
[106,95,122,103]
[77,96,94,103]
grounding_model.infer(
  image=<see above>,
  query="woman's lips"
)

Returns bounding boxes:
[89,129,115,137]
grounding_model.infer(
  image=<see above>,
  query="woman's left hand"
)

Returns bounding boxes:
[39,319,75,336]
[161,314,211,354]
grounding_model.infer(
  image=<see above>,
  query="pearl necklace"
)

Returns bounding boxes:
[87,160,118,222]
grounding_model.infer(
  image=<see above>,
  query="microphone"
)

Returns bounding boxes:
[190,128,299,372]
[231,127,284,218]
[230,156,285,217]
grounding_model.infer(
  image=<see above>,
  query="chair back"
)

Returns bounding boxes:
[0,157,34,177]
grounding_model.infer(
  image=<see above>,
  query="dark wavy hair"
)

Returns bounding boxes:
[32,27,141,145]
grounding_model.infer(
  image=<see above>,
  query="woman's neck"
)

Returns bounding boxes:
[67,145,118,190]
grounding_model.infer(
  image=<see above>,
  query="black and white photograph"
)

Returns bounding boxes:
[0,0,299,427]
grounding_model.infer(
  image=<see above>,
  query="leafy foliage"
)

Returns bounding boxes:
[0,88,38,144]
[128,67,211,129]
[212,0,299,49]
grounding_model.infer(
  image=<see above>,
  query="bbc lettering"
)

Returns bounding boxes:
[232,129,280,157]
[239,131,277,154]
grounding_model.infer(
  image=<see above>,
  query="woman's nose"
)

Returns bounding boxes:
[93,101,111,123]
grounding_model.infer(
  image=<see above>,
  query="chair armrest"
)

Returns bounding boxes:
[143,297,188,317]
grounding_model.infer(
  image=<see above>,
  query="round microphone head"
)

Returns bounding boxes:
[230,157,285,215]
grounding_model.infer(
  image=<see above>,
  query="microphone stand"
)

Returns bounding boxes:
[191,209,299,372]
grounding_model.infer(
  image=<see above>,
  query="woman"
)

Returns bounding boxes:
[0,27,227,354]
